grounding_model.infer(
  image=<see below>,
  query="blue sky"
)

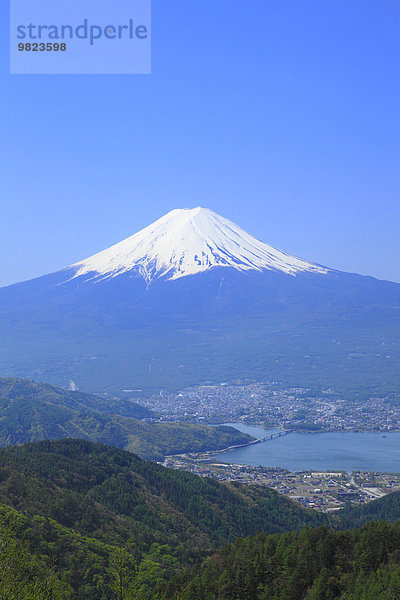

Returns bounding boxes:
[1,0,399,286]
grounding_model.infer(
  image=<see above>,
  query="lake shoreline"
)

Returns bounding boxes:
[212,423,400,473]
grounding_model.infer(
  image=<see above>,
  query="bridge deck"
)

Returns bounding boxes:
[216,429,293,453]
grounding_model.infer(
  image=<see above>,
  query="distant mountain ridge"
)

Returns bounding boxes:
[0,377,153,419]
[0,208,399,393]
[0,378,252,459]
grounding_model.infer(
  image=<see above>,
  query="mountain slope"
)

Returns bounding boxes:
[334,489,400,529]
[0,377,153,419]
[0,378,252,459]
[175,521,400,600]
[0,208,399,394]
[70,207,328,282]
[0,439,323,558]
[0,439,400,599]
[0,509,68,599]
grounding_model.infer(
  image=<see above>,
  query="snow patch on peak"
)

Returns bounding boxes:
[70,207,329,283]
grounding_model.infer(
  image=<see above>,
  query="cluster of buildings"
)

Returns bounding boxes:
[141,382,400,512]
[136,382,400,432]
[161,456,400,512]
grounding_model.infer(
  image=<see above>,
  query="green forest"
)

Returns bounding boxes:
[176,521,400,600]
[0,438,399,599]
[0,378,252,459]
[0,378,399,599]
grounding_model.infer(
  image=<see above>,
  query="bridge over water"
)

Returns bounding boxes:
[250,430,293,445]
[216,429,293,454]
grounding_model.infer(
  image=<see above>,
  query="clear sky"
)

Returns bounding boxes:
[1,0,399,286]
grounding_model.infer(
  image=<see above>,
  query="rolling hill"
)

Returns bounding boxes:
[0,378,251,459]
[1,438,400,599]
[0,438,323,598]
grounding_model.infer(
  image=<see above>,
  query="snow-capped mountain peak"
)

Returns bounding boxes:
[71,207,328,283]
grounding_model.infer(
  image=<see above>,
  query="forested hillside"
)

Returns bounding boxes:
[0,509,67,599]
[0,438,323,598]
[0,377,154,419]
[1,439,400,598]
[334,489,400,529]
[0,378,251,459]
[175,521,400,600]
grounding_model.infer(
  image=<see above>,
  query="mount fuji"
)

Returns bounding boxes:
[69,207,328,283]
[0,207,399,394]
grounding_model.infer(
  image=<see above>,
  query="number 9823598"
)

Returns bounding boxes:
[18,43,67,52]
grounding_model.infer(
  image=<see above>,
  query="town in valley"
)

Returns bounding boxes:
[129,382,400,512]
[133,382,400,432]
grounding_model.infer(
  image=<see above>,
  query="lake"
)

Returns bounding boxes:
[218,423,400,473]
